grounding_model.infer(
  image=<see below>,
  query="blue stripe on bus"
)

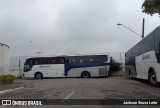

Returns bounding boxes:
[64,63,110,76]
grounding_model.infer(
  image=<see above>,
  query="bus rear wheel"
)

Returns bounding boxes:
[81,71,90,78]
[148,71,159,86]
[35,72,43,79]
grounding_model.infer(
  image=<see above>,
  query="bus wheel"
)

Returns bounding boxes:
[148,71,159,86]
[35,72,43,79]
[81,71,90,78]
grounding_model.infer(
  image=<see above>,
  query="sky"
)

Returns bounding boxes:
[0,0,160,62]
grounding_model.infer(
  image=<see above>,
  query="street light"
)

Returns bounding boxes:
[117,18,145,39]
[117,23,143,38]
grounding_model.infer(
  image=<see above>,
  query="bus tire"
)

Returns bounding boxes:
[35,72,43,79]
[148,71,159,86]
[81,71,90,78]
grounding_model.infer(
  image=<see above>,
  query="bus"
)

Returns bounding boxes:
[23,54,110,79]
[125,26,160,86]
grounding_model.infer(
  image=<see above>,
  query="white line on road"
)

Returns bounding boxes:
[61,91,75,103]
[0,87,24,95]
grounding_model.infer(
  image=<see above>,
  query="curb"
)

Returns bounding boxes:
[0,87,24,95]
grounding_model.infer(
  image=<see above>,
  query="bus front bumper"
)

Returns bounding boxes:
[23,72,34,79]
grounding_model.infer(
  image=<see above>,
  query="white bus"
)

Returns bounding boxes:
[125,26,160,86]
[23,55,110,79]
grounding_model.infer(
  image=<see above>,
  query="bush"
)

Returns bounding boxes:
[0,75,3,80]
[0,75,3,84]
[0,74,16,84]
[110,57,122,72]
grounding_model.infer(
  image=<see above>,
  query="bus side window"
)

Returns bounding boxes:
[93,57,98,63]
[60,58,64,64]
[84,57,87,63]
[62,59,64,63]
[69,58,75,63]
[101,56,107,62]
[46,59,52,64]
[86,57,90,63]
[35,60,38,65]
[72,59,75,63]
[65,58,69,64]
[98,58,102,62]
[80,58,83,63]
[51,59,55,64]
[89,58,93,63]
[46,59,49,64]
[29,60,33,66]
[39,58,43,64]
[43,59,46,64]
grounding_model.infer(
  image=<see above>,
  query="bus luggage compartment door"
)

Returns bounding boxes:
[99,68,108,77]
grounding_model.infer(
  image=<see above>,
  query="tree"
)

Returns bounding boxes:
[142,0,160,16]
[110,57,121,72]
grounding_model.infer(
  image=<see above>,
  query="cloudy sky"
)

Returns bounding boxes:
[0,0,160,60]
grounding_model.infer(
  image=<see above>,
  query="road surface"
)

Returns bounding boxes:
[0,77,160,108]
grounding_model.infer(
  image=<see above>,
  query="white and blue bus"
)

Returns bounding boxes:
[125,26,160,86]
[23,55,110,79]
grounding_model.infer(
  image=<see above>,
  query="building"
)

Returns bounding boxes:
[0,43,9,75]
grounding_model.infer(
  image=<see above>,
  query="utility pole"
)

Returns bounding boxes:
[142,18,145,39]
[19,56,21,78]
[120,52,122,65]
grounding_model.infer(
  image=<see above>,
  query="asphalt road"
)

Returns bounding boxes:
[0,77,160,108]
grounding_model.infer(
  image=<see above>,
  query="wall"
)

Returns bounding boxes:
[0,43,9,75]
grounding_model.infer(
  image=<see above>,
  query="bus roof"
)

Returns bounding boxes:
[126,25,160,54]
[25,54,107,60]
